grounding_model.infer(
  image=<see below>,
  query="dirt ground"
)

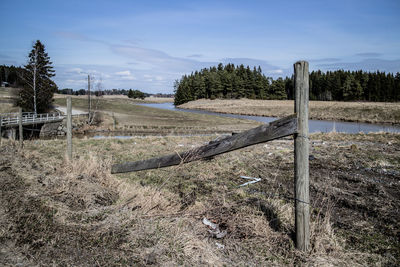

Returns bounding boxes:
[0,132,399,266]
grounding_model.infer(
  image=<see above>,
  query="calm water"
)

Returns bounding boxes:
[138,102,400,134]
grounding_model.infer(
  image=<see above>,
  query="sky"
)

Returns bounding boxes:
[0,0,399,93]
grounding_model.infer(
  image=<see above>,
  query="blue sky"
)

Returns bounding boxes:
[1,0,399,93]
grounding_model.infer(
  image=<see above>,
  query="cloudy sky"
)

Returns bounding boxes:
[0,0,399,93]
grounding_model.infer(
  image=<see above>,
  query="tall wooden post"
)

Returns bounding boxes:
[67,97,72,160]
[0,115,2,146]
[112,112,116,130]
[294,61,310,251]
[88,74,91,122]
[19,108,23,146]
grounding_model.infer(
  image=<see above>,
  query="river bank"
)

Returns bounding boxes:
[53,97,260,135]
[178,99,400,125]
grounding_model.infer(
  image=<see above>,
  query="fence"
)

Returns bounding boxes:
[0,112,64,127]
[110,61,311,251]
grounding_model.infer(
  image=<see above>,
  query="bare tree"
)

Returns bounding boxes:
[88,75,103,125]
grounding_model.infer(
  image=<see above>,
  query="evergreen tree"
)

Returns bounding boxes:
[17,40,56,113]
[173,63,399,105]
[269,78,287,100]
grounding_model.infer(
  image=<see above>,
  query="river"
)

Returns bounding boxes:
[137,102,400,134]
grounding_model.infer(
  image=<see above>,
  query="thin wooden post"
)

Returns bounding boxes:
[67,97,72,160]
[0,115,2,146]
[112,112,116,130]
[19,108,23,147]
[88,75,91,122]
[294,61,310,251]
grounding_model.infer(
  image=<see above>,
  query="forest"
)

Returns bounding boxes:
[173,63,400,105]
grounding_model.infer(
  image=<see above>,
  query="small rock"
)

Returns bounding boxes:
[215,242,225,249]
[145,252,157,265]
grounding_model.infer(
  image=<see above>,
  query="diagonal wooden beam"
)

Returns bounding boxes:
[111,114,297,174]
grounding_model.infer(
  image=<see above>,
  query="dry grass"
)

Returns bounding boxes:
[0,87,18,113]
[53,97,259,135]
[54,93,173,103]
[1,132,398,265]
[179,98,400,124]
[0,102,18,113]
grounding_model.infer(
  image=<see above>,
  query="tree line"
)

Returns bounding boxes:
[174,63,400,105]
[58,88,150,99]
[0,65,26,87]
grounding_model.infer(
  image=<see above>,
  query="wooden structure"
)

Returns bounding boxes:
[111,61,310,251]
[0,111,64,141]
[66,96,72,160]
[0,111,64,127]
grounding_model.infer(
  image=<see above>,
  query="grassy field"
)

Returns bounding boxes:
[53,97,259,134]
[0,87,18,113]
[0,132,399,266]
[2,87,399,265]
[179,99,400,124]
[54,93,174,103]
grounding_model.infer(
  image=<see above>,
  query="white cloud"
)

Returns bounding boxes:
[268,69,283,74]
[115,70,132,76]
[120,75,136,81]
[316,58,400,73]
[66,67,84,74]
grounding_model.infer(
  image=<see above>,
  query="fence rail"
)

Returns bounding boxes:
[0,112,64,127]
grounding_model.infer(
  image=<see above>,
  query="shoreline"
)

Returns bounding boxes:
[177,106,400,125]
[178,99,400,125]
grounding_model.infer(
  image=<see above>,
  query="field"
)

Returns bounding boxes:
[53,93,174,103]
[1,132,399,266]
[53,97,259,134]
[0,87,18,113]
[1,90,400,265]
[179,99,400,124]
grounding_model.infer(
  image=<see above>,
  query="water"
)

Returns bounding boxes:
[138,102,400,134]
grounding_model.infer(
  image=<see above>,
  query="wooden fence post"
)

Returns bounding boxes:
[67,97,72,160]
[0,115,2,146]
[112,112,116,130]
[294,61,310,251]
[19,108,23,147]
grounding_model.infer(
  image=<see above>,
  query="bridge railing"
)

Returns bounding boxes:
[0,112,64,126]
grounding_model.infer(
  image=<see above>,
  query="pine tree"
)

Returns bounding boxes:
[17,40,56,113]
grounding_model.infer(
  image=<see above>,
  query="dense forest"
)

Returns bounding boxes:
[174,63,400,105]
[0,65,26,87]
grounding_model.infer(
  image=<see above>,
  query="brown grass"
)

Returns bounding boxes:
[54,93,173,103]
[1,132,398,265]
[53,97,259,135]
[179,98,400,124]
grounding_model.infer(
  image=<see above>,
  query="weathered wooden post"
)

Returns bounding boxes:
[19,108,23,147]
[88,74,91,122]
[0,115,2,146]
[67,96,72,160]
[112,112,116,130]
[294,61,310,251]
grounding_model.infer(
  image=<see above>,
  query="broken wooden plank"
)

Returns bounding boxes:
[111,114,297,174]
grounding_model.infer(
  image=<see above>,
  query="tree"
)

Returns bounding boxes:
[17,40,56,113]
[127,89,146,100]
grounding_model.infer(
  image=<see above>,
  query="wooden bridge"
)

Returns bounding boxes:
[0,112,64,127]
[0,111,65,140]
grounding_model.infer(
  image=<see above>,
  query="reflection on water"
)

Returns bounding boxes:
[138,102,400,134]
